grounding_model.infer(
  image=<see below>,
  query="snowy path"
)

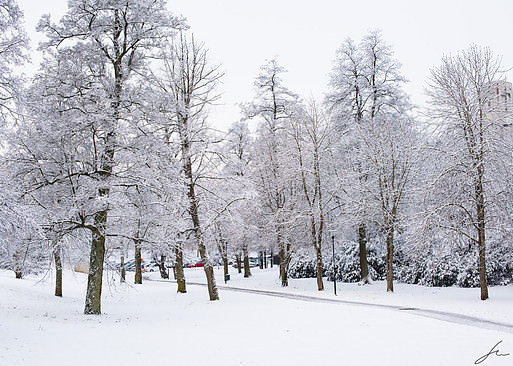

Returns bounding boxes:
[151,277,513,334]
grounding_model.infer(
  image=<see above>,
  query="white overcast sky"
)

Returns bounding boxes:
[17,0,513,130]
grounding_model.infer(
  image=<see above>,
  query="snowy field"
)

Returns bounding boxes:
[1,267,513,366]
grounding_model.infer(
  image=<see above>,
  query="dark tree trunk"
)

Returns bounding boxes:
[13,249,24,279]
[84,222,106,315]
[476,173,488,301]
[315,244,324,291]
[386,225,394,292]
[223,258,229,282]
[243,242,251,278]
[278,227,289,287]
[54,243,63,297]
[236,254,242,273]
[175,245,186,293]
[134,242,142,285]
[270,248,273,268]
[259,251,264,269]
[279,253,288,287]
[159,255,169,279]
[358,223,370,284]
[120,255,126,283]
[264,249,267,269]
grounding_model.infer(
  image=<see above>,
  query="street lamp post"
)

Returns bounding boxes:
[332,235,337,296]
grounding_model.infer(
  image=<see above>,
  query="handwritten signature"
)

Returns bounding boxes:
[474,341,510,364]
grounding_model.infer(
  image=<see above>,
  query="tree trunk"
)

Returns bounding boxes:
[270,248,273,268]
[223,257,229,282]
[134,242,142,285]
[120,255,126,283]
[386,225,394,292]
[13,248,24,279]
[476,176,488,300]
[358,223,370,284]
[279,255,288,286]
[259,251,264,269]
[243,242,251,278]
[159,255,169,279]
[278,227,288,287]
[180,112,218,301]
[236,254,242,273]
[54,243,63,297]
[84,222,106,315]
[175,245,186,293]
[198,241,218,300]
[315,244,324,291]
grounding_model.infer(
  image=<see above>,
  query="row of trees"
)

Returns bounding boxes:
[1,0,512,314]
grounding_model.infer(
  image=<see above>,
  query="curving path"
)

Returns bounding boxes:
[151,278,513,334]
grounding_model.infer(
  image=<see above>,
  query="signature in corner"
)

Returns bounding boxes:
[474,340,510,364]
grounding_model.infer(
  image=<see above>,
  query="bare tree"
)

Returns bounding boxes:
[152,32,222,300]
[361,116,418,291]
[246,58,299,286]
[426,45,511,300]
[288,100,333,291]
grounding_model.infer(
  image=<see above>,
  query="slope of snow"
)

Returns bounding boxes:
[1,267,512,366]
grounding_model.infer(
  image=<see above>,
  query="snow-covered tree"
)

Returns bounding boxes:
[245,58,300,286]
[287,100,335,291]
[36,0,185,314]
[361,115,419,291]
[425,45,513,300]
[0,0,28,124]
[327,30,409,284]
[151,32,223,300]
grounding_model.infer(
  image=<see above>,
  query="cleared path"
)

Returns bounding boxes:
[151,278,513,334]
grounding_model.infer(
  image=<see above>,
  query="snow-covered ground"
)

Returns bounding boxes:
[1,266,512,366]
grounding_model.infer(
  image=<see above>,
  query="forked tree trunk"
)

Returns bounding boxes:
[358,223,370,284]
[54,243,63,297]
[243,242,251,278]
[84,222,106,315]
[134,242,142,285]
[175,245,186,293]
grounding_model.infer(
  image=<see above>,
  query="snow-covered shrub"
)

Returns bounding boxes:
[289,249,319,279]
[398,240,512,288]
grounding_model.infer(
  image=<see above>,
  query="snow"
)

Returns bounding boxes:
[1,267,512,366]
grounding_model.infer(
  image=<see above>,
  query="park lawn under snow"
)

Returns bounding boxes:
[1,267,512,366]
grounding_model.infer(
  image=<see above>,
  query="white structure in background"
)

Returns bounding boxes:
[484,80,513,135]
